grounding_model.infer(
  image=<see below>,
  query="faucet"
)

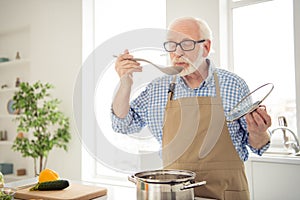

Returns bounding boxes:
[270,126,300,153]
[278,116,289,148]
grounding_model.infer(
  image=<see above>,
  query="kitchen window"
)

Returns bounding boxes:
[229,0,297,148]
[82,0,166,184]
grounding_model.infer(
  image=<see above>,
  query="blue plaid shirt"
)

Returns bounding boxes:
[111,60,270,161]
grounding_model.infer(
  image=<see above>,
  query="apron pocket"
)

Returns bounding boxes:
[224,190,250,200]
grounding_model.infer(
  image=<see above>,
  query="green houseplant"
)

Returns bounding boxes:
[11,81,71,176]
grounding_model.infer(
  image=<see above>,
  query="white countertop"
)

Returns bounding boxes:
[249,152,300,165]
[5,178,135,200]
[5,178,215,200]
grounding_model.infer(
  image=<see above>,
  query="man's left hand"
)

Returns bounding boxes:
[246,105,272,149]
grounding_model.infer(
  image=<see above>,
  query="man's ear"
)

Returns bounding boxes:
[203,40,211,57]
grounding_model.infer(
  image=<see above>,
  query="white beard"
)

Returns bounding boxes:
[179,47,205,77]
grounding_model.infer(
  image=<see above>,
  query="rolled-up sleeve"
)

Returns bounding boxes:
[111,83,152,134]
[111,106,145,134]
[246,131,271,156]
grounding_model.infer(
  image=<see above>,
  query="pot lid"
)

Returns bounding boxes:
[133,169,196,184]
[227,83,274,122]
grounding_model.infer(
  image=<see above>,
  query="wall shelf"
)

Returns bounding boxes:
[0,140,13,145]
[0,59,30,69]
[0,23,31,178]
[0,114,18,119]
[4,174,30,183]
[0,88,18,93]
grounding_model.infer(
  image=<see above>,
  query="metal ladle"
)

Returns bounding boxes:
[113,55,183,75]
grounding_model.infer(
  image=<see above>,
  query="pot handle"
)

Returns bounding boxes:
[181,181,206,190]
[128,175,137,184]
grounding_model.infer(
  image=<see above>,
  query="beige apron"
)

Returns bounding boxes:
[162,73,250,200]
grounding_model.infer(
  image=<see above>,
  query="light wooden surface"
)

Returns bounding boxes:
[15,183,107,200]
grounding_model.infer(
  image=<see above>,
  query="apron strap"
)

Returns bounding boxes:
[213,72,221,97]
[198,72,225,159]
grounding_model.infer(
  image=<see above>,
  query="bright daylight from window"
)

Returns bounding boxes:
[94,0,166,179]
[232,0,296,147]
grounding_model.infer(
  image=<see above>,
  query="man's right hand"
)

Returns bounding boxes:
[112,50,142,118]
[115,49,142,86]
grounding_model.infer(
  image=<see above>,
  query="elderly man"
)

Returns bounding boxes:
[111,17,271,199]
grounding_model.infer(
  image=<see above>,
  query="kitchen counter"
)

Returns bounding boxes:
[246,152,300,200]
[5,152,300,200]
[5,178,136,200]
[249,152,300,165]
[6,178,214,200]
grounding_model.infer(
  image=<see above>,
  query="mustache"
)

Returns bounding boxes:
[172,56,198,70]
[171,56,189,64]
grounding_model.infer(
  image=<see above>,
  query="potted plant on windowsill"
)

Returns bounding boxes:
[11,81,71,176]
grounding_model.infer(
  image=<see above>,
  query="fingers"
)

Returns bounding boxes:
[118,59,140,69]
[246,105,272,134]
[117,49,133,61]
[256,106,272,127]
[116,60,142,77]
[115,50,142,78]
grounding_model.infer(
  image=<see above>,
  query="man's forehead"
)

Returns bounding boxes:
[166,30,197,41]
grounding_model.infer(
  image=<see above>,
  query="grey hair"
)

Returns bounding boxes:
[168,17,213,41]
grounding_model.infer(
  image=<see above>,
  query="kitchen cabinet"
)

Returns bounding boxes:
[246,155,300,200]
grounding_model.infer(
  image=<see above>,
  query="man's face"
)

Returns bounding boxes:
[167,20,203,75]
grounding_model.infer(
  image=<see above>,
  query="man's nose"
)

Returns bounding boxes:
[174,44,185,56]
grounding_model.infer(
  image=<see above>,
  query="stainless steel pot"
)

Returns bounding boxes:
[128,169,206,200]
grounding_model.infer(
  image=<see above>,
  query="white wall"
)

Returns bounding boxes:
[0,0,82,180]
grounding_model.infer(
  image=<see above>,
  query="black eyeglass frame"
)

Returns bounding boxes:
[163,39,206,52]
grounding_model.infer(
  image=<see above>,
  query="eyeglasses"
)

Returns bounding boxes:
[163,39,206,52]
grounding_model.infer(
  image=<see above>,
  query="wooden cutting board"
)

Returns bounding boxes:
[15,183,107,200]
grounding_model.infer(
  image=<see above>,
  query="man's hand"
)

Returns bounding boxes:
[246,106,272,149]
[112,50,142,118]
[115,49,142,84]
